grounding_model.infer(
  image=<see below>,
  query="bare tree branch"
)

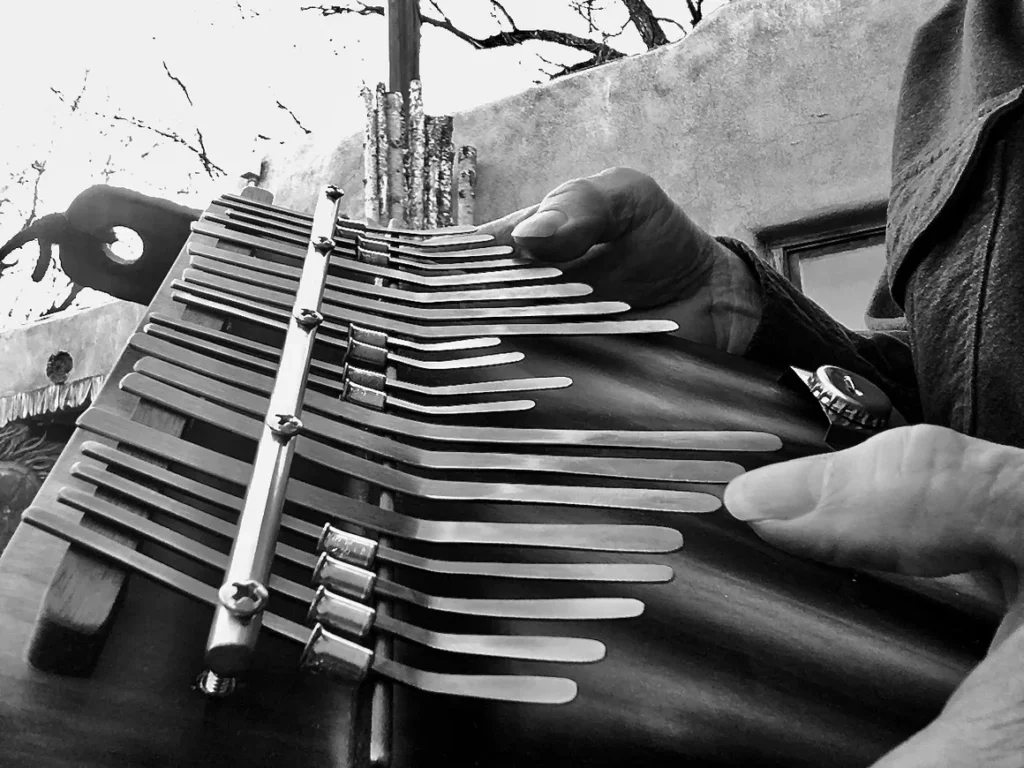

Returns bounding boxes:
[23,161,46,229]
[70,70,90,112]
[41,283,84,318]
[302,3,629,66]
[686,0,704,26]
[621,0,669,48]
[488,0,516,28]
[656,16,688,36]
[51,86,225,178]
[276,100,313,135]
[162,61,194,107]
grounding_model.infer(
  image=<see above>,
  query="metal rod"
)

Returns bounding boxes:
[202,184,344,678]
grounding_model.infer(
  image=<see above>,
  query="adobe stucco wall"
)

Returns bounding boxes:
[262,0,945,246]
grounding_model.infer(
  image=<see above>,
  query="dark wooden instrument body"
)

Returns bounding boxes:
[0,203,997,768]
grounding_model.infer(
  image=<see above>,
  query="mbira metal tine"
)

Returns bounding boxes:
[143,317,572,398]
[22,507,579,705]
[75,446,675,585]
[191,219,561,288]
[120,368,722,514]
[75,409,685,553]
[362,254,532,272]
[354,242,515,261]
[187,256,631,321]
[187,241,595,303]
[386,396,536,416]
[312,554,644,620]
[57,478,642,625]
[374,546,674,583]
[334,602,608,663]
[124,353,743,485]
[125,332,782,452]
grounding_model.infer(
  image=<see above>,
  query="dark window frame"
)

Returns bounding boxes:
[757,203,888,292]
[770,224,886,292]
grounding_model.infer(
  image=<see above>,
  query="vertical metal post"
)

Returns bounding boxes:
[385,0,421,108]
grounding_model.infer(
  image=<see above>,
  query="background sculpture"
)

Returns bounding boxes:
[0,185,199,307]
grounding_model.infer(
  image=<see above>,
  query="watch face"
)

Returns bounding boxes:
[817,365,891,418]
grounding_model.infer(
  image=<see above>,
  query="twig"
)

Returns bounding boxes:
[276,100,312,135]
[162,61,194,106]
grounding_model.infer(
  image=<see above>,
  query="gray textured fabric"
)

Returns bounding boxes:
[732,0,1024,444]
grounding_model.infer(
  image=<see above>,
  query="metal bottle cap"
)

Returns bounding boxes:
[808,365,892,431]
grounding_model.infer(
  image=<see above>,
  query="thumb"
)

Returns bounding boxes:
[510,167,668,264]
[723,425,1024,578]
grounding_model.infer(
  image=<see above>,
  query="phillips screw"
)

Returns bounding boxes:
[324,185,344,201]
[268,413,303,439]
[294,307,324,329]
[314,236,334,254]
[218,579,269,619]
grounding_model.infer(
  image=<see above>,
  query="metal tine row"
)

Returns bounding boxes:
[126,329,783,453]
[220,207,512,263]
[138,327,537,420]
[76,408,684,553]
[218,192,484,244]
[188,240,596,305]
[55,479,643,624]
[193,217,564,289]
[175,237,677,337]
[77,440,672,583]
[188,245,631,321]
[214,192,487,249]
[122,351,743,484]
[145,314,574,399]
[118,364,724,514]
[205,210,525,270]
[166,291,520,371]
[21,507,579,705]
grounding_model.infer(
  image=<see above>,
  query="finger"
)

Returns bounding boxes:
[510,167,668,263]
[723,425,1024,577]
[474,204,540,248]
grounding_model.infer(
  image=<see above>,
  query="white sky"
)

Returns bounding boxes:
[0,0,729,331]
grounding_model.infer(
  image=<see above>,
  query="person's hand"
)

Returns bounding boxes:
[725,425,1024,767]
[477,167,762,354]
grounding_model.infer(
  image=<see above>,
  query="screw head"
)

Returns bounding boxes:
[324,185,344,201]
[314,236,334,254]
[218,579,269,619]
[268,413,303,438]
[294,307,324,329]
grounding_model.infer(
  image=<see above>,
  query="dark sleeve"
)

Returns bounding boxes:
[717,236,923,423]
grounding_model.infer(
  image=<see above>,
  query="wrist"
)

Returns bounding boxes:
[707,241,763,354]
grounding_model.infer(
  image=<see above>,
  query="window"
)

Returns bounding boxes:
[763,215,887,331]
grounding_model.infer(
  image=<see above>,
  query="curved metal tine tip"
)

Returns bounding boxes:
[372,657,578,705]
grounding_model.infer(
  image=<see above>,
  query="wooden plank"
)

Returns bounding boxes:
[26,189,275,675]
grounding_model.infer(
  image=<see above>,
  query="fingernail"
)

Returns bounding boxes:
[511,210,568,239]
[724,457,826,522]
